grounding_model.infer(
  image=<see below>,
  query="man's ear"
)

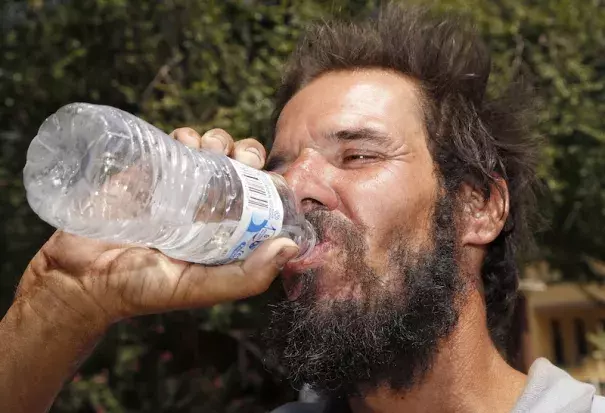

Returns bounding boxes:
[460,177,509,247]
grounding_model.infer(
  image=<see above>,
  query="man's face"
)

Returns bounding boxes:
[268,70,438,301]
[263,69,464,395]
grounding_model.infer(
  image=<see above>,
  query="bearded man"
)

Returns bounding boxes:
[2,4,603,413]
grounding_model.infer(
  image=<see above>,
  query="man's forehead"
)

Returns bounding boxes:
[271,69,424,150]
[275,69,423,135]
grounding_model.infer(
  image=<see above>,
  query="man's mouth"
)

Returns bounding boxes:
[284,239,332,272]
[281,239,333,300]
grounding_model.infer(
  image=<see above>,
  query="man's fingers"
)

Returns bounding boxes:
[170,128,265,169]
[233,138,266,169]
[170,127,202,149]
[239,237,299,290]
[200,128,234,155]
[168,238,299,307]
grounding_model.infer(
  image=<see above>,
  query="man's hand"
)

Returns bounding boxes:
[0,128,297,413]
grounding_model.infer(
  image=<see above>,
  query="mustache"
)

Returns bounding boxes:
[304,209,363,243]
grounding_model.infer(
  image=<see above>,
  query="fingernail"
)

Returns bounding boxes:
[275,246,299,268]
[245,147,262,161]
[202,134,225,151]
[238,148,263,167]
[180,130,200,148]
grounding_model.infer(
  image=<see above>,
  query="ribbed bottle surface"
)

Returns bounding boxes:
[24,103,315,264]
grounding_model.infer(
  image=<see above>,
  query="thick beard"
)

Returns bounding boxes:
[262,194,465,398]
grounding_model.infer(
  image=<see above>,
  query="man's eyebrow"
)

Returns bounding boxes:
[264,128,392,172]
[327,127,392,145]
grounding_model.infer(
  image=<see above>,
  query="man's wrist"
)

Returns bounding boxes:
[0,274,110,413]
[13,268,113,339]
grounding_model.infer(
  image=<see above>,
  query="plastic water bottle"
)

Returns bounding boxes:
[23,103,316,265]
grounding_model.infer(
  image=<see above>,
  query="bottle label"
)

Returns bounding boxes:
[216,159,284,263]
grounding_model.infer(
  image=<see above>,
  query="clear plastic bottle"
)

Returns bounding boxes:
[23,103,316,265]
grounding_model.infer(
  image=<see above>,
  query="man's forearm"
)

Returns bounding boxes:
[0,290,108,413]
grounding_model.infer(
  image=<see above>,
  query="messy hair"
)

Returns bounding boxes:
[270,3,540,348]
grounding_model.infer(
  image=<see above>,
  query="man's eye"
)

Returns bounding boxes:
[343,154,378,164]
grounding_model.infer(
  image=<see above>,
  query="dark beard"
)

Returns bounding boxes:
[262,194,465,398]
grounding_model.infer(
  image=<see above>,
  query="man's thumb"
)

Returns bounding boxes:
[242,237,300,275]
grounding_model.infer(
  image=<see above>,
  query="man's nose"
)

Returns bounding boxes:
[282,150,339,214]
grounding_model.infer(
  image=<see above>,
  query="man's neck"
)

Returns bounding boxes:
[348,290,527,413]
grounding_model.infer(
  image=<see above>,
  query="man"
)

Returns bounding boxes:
[1,4,603,413]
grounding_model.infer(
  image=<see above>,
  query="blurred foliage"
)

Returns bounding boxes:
[0,0,604,411]
[434,0,605,281]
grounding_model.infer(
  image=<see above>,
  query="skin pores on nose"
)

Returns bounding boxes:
[272,69,439,292]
